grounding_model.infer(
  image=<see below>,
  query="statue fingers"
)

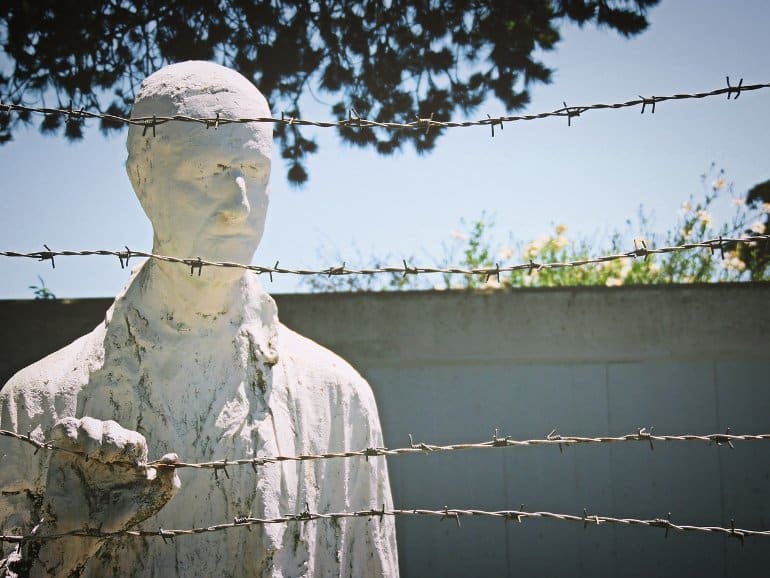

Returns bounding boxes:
[49,417,148,466]
[97,419,148,466]
[146,453,182,499]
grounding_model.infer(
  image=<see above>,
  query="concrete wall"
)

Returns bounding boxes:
[2,284,769,577]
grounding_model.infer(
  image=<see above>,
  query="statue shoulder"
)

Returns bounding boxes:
[275,324,385,447]
[276,323,375,400]
[1,326,105,431]
[277,323,365,379]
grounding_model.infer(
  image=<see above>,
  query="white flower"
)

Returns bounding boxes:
[731,197,745,207]
[450,229,468,241]
[524,237,547,259]
[712,177,727,190]
[721,253,746,271]
[762,203,770,214]
[553,235,568,250]
[648,262,661,275]
[523,271,538,286]
[697,210,712,226]
[483,276,501,290]
[497,246,514,260]
[605,277,623,287]
[615,259,632,279]
[679,201,693,215]
[749,221,766,234]
[554,223,567,235]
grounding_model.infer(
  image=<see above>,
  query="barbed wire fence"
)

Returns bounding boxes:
[0,426,762,472]
[1,426,769,546]
[2,75,770,566]
[2,507,767,545]
[0,78,766,136]
[2,235,768,281]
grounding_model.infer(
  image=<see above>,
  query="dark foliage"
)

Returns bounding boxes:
[0,0,658,184]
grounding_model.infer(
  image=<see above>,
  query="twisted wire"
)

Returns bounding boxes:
[1,427,762,474]
[1,506,765,544]
[2,235,767,278]
[0,78,764,135]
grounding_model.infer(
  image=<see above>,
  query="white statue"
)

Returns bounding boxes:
[0,61,398,577]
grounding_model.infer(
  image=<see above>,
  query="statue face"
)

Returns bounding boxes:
[125,62,273,265]
[138,122,271,265]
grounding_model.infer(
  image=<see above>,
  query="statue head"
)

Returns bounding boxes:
[126,61,272,265]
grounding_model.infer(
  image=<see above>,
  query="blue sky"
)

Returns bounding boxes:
[1,0,768,298]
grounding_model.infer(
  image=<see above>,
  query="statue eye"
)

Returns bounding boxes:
[242,164,266,179]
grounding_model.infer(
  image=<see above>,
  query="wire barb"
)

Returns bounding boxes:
[547,428,564,454]
[486,114,504,137]
[562,101,581,127]
[142,116,157,137]
[187,256,204,277]
[206,113,220,130]
[38,244,55,269]
[639,95,656,114]
[158,527,174,544]
[726,76,744,100]
[636,427,655,450]
[632,239,649,260]
[65,101,84,125]
[118,246,132,269]
[441,507,461,528]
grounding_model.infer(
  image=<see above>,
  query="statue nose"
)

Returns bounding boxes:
[220,175,251,221]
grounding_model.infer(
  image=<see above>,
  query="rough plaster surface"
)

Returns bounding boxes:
[0,62,397,577]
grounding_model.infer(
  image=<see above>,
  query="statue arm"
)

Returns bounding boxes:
[2,418,180,578]
[339,374,400,577]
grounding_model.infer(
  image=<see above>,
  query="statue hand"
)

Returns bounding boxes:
[5,418,181,577]
[44,416,180,535]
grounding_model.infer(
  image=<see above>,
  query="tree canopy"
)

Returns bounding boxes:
[1,0,659,184]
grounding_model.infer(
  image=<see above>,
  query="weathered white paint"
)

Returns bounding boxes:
[0,61,398,577]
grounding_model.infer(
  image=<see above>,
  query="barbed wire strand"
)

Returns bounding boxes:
[1,506,766,544]
[0,78,765,134]
[2,235,768,279]
[1,427,762,474]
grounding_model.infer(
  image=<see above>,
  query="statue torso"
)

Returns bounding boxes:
[0,272,398,577]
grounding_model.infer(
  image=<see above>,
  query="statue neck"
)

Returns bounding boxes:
[105,258,280,365]
[130,259,254,333]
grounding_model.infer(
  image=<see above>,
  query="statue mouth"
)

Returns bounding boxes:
[203,222,258,238]
[206,230,257,241]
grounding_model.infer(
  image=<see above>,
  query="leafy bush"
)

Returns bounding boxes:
[28,275,57,300]
[305,167,769,292]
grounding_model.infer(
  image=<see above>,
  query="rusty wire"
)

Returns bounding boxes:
[1,505,767,545]
[2,427,765,475]
[0,78,765,136]
[1,235,768,280]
